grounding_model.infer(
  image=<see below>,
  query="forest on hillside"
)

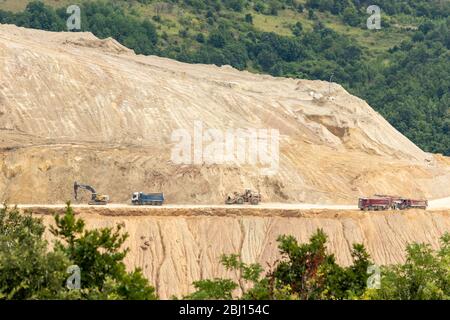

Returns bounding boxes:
[0,0,449,155]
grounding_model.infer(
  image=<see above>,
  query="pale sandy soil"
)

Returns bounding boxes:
[26,206,449,299]
[429,197,450,210]
[17,202,357,210]
[17,196,450,211]
[1,24,449,205]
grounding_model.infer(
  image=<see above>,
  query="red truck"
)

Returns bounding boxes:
[358,197,394,211]
[396,199,428,210]
[358,196,428,211]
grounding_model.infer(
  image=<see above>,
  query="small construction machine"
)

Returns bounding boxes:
[225,189,261,205]
[73,182,110,205]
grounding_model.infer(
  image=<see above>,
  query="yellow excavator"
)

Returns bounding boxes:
[73,182,110,205]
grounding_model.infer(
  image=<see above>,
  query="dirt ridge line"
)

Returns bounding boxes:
[19,206,450,219]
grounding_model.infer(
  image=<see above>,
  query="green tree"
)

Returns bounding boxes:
[0,203,157,300]
[196,33,206,43]
[223,0,244,12]
[187,229,372,300]
[208,30,226,48]
[257,49,279,71]
[185,279,238,300]
[292,22,303,36]
[342,6,360,27]
[365,233,450,300]
[0,205,69,299]
[271,230,371,299]
[245,13,253,24]
[50,203,157,300]
[24,1,65,31]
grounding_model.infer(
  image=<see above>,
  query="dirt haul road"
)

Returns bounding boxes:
[18,203,357,211]
[16,204,449,299]
[429,197,450,210]
[17,195,450,211]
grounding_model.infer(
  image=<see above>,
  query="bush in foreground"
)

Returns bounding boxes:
[0,203,157,300]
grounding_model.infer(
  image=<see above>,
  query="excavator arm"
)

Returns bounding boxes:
[74,182,97,200]
[73,182,109,205]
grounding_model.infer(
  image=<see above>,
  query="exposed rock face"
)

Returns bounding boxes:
[34,207,450,299]
[1,24,449,204]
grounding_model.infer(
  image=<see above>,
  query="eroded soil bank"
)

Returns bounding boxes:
[25,206,450,299]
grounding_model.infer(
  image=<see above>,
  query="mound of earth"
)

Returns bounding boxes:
[0,24,449,204]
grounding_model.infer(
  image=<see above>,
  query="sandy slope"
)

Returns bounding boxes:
[29,206,449,299]
[0,24,449,205]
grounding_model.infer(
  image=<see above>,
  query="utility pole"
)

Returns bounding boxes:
[329,73,334,95]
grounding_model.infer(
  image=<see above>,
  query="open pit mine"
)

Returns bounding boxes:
[1,24,449,298]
